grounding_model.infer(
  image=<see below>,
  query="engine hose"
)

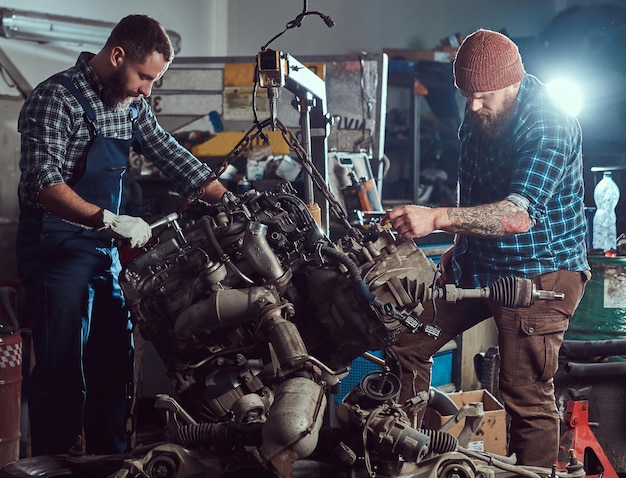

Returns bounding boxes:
[276,193,317,228]
[200,216,254,284]
[200,216,225,257]
[428,387,461,417]
[318,242,428,334]
[319,244,377,305]
[319,244,362,282]
[418,428,458,454]
[276,193,326,249]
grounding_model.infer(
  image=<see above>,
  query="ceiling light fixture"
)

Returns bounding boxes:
[0,8,181,53]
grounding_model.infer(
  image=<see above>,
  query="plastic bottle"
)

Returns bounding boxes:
[592,171,620,251]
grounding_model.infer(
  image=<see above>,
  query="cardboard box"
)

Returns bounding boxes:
[425,389,508,456]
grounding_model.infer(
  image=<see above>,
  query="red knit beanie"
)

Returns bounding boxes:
[453,29,525,93]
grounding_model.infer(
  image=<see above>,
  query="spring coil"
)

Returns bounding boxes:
[175,422,230,448]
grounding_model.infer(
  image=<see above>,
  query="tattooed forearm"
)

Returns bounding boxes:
[446,200,532,237]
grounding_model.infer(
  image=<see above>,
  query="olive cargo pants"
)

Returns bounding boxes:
[391,270,590,468]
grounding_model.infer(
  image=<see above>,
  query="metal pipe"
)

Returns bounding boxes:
[560,339,626,359]
[562,361,626,377]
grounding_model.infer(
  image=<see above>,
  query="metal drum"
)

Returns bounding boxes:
[0,328,21,468]
[567,256,626,340]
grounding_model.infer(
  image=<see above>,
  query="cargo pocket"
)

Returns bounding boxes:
[518,313,568,382]
[531,270,590,317]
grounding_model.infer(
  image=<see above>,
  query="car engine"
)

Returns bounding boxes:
[112,185,581,478]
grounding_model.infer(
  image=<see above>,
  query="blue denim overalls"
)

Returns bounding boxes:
[17,74,141,456]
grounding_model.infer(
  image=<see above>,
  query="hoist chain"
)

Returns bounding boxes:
[208,118,274,183]
[273,119,360,239]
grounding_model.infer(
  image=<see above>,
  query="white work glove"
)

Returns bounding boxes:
[101,209,152,248]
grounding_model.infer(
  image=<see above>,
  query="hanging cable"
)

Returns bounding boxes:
[260,0,334,52]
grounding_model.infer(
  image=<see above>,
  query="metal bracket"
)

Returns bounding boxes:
[439,401,485,448]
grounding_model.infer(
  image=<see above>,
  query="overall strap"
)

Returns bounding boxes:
[51,74,100,134]
[128,103,139,132]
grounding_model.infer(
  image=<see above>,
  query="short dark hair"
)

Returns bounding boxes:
[106,14,174,64]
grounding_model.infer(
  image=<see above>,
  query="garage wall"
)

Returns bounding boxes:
[0,98,23,281]
[226,0,557,57]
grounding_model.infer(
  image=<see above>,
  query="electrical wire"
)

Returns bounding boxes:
[260,0,334,52]
[246,0,336,184]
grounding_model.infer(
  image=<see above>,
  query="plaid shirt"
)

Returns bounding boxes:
[453,74,589,288]
[18,52,213,210]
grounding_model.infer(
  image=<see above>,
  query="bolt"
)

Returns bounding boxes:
[153,464,170,478]
[150,457,176,478]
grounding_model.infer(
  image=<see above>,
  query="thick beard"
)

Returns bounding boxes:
[466,93,517,140]
[101,64,134,112]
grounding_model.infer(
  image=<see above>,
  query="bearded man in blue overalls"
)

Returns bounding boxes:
[16,15,227,456]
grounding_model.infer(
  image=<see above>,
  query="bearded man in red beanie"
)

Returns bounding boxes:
[383,29,590,468]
